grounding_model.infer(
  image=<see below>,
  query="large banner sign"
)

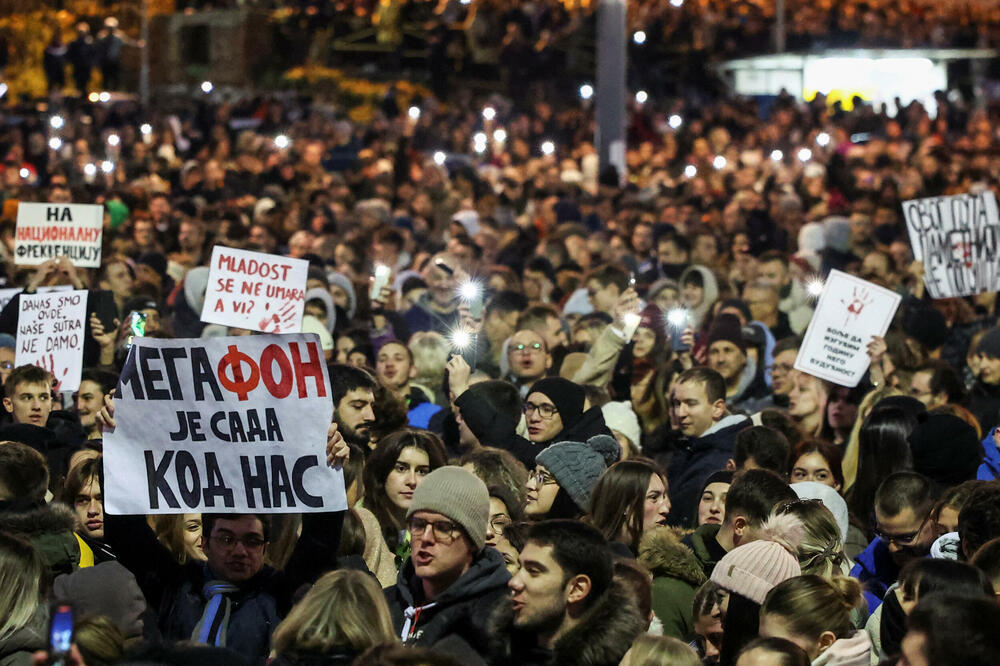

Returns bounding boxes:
[103,335,344,515]
[15,290,88,392]
[200,246,308,334]
[15,203,104,267]
[902,190,1000,298]
[794,270,901,387]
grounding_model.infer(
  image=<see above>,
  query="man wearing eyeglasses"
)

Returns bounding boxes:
[851,472,940,613]
[385,466,510,662]
[103,424,350,660]
[505,329,551,397]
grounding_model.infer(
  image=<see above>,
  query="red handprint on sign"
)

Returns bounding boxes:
[259,301,298,333]
[840,286,873,327]
[37,354,69,392]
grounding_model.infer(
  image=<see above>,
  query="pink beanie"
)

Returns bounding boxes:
[710,513,803,604]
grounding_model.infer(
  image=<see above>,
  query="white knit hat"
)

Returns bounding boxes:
[601,401,641,450]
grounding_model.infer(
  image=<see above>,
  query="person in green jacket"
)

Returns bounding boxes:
[639,526,707,640]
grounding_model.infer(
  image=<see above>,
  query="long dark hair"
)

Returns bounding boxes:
[845,406,916,534]
[719,592,761,666]
[362,429,447,536]
[588,458,666,553]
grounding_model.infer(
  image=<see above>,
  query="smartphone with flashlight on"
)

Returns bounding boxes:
[124,311,147,351]
[370,264,392,301]
[668,308,691,352]
[49,603,74,666]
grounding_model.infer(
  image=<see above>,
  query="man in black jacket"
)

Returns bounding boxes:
[385,466,510,663]
[102,424,349,661]
[491,520,645,666]
[666,367,750,527]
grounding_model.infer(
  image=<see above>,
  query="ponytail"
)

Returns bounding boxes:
[761,575,862,642]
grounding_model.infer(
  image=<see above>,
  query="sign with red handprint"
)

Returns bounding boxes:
[200,246,309,334]
[794,271,901,387]
[15,290,88,392]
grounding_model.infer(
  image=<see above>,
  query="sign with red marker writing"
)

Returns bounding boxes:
[15,290,88,392]
[14,203,104,267]
[902,190,1000,298]
[201,246,308,334]
[103,334,343,515]
[794,270,900,387]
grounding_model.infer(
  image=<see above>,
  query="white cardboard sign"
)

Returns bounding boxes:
[15,289,88,392]
[14,203,104,267]
[103,334,344,515]
[902,190,1000,298]
[200,246,308,334]
[794,270,901,387]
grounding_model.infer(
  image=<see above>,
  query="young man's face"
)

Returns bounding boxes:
[409,510,475,591]
[202,515,268,583]
[508,541,569,634]
[874,505,936,567]
[334,388,375,446]
[757,260,790,289]
[73,476,104,540]
[670,380,722,438]
[75,379,105,431]
[586,279,619,315]
[0,347,14,385]
[375,342,413,390]
[508,331,549,382]
[3,380,53,426]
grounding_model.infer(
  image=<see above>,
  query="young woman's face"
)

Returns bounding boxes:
[682,282,704,308]
[183,513,206,562]
[524,464,560,518]
[698,482,729,526]
[788,372,823,419]
[73,477,104,540]
[642,474,671,532]
[791,452,840,490]
[632,326,657,359]
[694,603,724,662]
[384,447,431,511]
[759,612,821,660]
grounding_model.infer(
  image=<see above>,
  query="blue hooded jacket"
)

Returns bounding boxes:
[850,537,899,615]
[978,433,1000,481]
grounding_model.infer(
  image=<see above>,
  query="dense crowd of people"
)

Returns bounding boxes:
[5,12,1000,663]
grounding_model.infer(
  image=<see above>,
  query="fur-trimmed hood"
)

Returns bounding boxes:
[0,501,78,536]
[488,579,645,666]
[639,527,707,588]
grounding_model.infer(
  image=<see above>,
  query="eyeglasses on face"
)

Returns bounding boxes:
[510,342,543,354]
[489,514,512,534]
[529,469,558,486]
[409,516,461,543]
[874,514,930,547]
[523,401,558,419]
[210,534,267,551]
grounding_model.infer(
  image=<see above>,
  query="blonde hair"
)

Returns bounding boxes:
[761,576,863,643]
[272,570,396,656]
[408,331,450,389]
[627,634,702,666]
[842,385,902,490]
[0,533,44,642]
[775,501,849,578]
[74,615,125,665]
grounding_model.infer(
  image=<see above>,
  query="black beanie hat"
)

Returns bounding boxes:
[529,377,586,422]
[707,313,747,354]
[908,413,982,487]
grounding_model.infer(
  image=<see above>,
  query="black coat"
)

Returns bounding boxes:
[487,578,645,666]
[104,510,344,662]
[666,416,749,527]
[385,547,510,665]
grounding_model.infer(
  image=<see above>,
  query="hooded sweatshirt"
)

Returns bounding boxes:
[811,631,872,666]
[678,265,720,328]
[385,547,510,663]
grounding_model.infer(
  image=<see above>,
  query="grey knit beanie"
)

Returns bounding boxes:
[535,435,621,512]
[406,466,490,551]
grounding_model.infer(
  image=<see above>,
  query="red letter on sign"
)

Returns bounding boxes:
[289,341,327,398]
[260,344,293,398]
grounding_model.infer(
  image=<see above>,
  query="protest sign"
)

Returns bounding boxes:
[200,246,308,334]
[14,203,103,268]
[794,270,901,387]
[15,289,88,392]
[0,285,72,313]
[103,334,344,515]
[902,190,1000,298]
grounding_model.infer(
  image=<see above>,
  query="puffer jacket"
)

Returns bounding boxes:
[639,527,707,640]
